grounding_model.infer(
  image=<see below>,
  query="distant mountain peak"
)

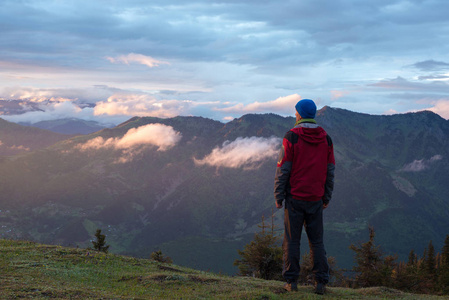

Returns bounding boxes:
[19,118,108,135]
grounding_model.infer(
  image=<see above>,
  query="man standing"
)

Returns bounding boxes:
[274,99,335,295]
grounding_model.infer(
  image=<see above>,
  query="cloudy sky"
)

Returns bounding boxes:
[1,0,449,124]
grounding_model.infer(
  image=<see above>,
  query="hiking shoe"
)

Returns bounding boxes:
[315,282,325,295]
[283,282,298,292]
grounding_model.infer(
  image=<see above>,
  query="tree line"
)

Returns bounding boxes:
[234,214,449,296]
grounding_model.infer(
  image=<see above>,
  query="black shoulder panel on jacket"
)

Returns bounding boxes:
[326,134,333,147]
[284,130,299,145]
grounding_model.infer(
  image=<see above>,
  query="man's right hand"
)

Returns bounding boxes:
[276,201,283,209]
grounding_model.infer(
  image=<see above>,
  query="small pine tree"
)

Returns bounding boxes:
[425,240,436,278]
[407,249,417,267]
[412,240,440,293]
[92,228,109,253]
[398,249,421,292]
[442,235,449,267]
[298,252,343,286]
[439,235,449,294]
[420,246,428,269]
[381,254,398,285]
[349,226,396,288]
[150,250,173,264]
[234,213,282,280]
[436,253,441,270]
[421,240,437,293]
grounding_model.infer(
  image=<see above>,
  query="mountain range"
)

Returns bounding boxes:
[0,118,70,156]
[0,107,448,274]
[19,118,109,135]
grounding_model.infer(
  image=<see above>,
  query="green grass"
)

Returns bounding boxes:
[0,239,445,299]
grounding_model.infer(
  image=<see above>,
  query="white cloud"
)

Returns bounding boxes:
[76,123,182,162]
[77,136,114,150]
[215,94,301,115]
[0,87,196,124]
[194,136,281,169]
[401,155,443,172]
[0,86,124,105]
[1,87,73,103]
[115,124,182,151]
[106,53,170,68]
[1,100,92,123]
[93,94,191,118]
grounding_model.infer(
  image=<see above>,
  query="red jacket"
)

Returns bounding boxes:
[274,122,335,204]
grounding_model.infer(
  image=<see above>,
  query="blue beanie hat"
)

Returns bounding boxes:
[295,99,316,119]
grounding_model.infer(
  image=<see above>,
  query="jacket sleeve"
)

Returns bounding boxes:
[274,131,295,206]
[323,135,335,205]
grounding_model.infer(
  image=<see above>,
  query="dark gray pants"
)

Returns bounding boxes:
[282,197,329,284]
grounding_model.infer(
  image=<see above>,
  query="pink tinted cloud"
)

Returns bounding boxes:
[2,87,74,103]
[215,94,301,115]
[426,100,449,119]
[106,53,170,68]
[330,90,350,100]
[94,94,191,118]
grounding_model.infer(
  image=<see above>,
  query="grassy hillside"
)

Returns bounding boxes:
[0,239,445,299]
